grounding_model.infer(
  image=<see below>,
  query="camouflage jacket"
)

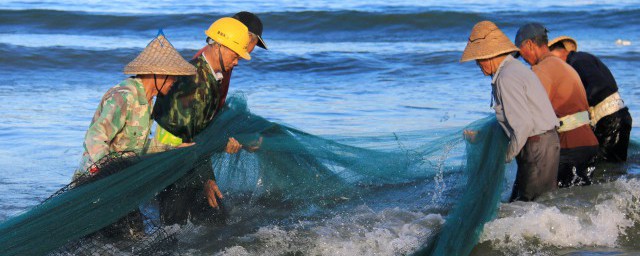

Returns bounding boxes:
[153,54,224,142]
[79,78,153,173]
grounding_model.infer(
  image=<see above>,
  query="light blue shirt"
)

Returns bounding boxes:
[491,55,559,161]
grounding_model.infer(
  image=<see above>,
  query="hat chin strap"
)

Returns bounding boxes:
[154,74,170,96]
[217,46,226,73]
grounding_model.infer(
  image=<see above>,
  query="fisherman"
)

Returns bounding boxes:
[461,21,560,202]
[156,11,267,151]
[190,11,268,108]
[75,32,195,180]
[548,36,632,162]
[152,16,264,225]
[71,33,196,236]
[515,23,599,187]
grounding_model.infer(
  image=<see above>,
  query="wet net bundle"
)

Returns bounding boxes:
[0,95,509,256]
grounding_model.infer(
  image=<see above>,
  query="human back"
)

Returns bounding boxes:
[531,54,598,149]
[567,51,619,106]
[496,55,558,133]
[77,33,195,177]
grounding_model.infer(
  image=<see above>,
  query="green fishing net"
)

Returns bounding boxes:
[414,117,508,256]
[0,95,509,256]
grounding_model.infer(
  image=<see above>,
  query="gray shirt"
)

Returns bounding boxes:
[492,55,558,161]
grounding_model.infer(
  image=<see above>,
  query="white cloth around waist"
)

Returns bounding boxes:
[557,110,590,133]
[589,92,625,126]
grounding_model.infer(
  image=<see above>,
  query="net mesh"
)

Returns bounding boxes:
[0,95,510,256]
[413,118,508,256]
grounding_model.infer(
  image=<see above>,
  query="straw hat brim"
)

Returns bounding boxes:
[124,34,196,76]
[548,36,577,52]
[461,42,519,62]
[461,21,520,62]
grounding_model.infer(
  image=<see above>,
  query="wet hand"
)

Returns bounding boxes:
[204,179,224,209]
[245,137,263,153]
[176,142,195,148]
[225,137,242,154]
[463,130,478,143]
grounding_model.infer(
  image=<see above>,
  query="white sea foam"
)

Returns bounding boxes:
[216,246,251,256]
[616,39,632,46]
[215,206,444,256]
[479,178,640,254]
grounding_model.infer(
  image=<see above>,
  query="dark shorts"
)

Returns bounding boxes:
[558,145,598,187]
[511,129,560,202]
[594,107,632,162]
[158,159,224,225]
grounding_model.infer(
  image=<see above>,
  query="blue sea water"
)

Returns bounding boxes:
[1,0,640,255]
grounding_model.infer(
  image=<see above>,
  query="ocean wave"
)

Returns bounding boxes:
[3,32,636,74]
[478,178,640,254]
[0,39,465,73]
[215,206,443,256]
[0,33,466,53]
[2,0,640,15]
[0,43,131,72]
[1,8,639,38]
[0,33,201,50]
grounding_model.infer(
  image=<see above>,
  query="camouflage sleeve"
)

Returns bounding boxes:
[83,89,131,163]
[189,72,219,137]
[191,85,213,136]
[153,76,198,141]
[144,134,174,154]
[153,58,223,142]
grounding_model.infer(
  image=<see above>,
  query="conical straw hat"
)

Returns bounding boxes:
[124,33,196,75]
[548,36,577,52]
[460,21,520,62]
